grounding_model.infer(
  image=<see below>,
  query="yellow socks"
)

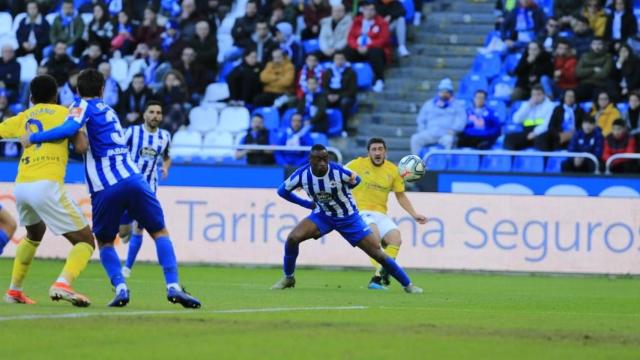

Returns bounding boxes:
[9,238,40,290]
[58,243,94,285]
[371,245,401,276]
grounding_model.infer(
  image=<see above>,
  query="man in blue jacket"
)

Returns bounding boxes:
[457,90,501,149]
[561,116,604,173]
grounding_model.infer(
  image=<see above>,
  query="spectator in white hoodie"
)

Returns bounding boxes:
[504,84,556,150]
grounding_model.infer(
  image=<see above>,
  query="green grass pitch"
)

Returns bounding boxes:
[0,258,638,359]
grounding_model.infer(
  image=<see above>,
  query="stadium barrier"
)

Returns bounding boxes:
[605,153,640,174]
[1,184,638,275]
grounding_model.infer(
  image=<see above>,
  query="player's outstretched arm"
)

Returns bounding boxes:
[395,192,428,224]
[23,119,82,147]
[277,183,315,210]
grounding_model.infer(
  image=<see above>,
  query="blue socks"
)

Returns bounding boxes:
[155,236,179,286]
[0,229,9,255]
[380,256,411,287]
[283,241,299,277]
[100,246,126,287]
[125,234,143,269]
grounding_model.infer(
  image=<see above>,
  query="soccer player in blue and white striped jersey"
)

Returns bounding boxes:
[271,144,423,293]
[22,69,200,308]
[119,100,172,278]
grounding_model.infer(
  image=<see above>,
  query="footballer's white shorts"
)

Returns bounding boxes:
[360,211,398,239]
[14,180,88,235]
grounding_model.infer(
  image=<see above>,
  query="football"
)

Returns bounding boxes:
[398,155,426,182]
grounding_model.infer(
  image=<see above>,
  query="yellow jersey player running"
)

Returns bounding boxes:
[0,75,96,306]
[346,138,428,290]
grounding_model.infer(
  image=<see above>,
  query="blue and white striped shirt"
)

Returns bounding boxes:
[283,162,359,218]
[125,125,171,192]
[68,98,139,193]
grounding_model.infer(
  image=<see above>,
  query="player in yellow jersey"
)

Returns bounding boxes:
[346,138,428,290]
[0,75,95,306]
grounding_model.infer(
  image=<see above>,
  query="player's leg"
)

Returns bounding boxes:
[378,229,403,287]
[4,221,45,305]
[0,206,17,254]
[271,215,325,290]
[122,222,143,278]
[49,226,95,307]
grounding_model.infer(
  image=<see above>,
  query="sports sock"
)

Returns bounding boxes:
[99,246,126,288]
[125,233,143,269]
[379,256,411,287]
[0,229,10,255]
[59,243,94,285]
[283,241,299,277]
[370,245,401,277]
[9,238,39,291]
[154,236,179,287]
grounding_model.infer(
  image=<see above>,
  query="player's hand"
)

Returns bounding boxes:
[348,171,359,185]
[414,214,428,224]
[20,128,33,148]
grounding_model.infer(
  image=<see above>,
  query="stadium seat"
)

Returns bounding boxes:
[403,0,415,22]
[487,99,508,124]
[480,155,512,172]
[0,34,18,50]
[352,62,374,90]
[217,59,238,82]
[472,53,502,80]
[81,13,93,26]
[217,15,235,35]
[326,108,343,137]
[483,30,501,47]
[45,13,57,26]
[310,132,329,146]
[458,72,488,101]
[202,82,230,105]
[545,156,567,173]
[218,106,250,134]
[490,74,516,102]
[188,106,218,133]
[11,12,25,34]
[0,12,11,36]
[202,130,235,159]
[512,155,545,173]
[617,102,629,115]
[281,108,297,128]
[17,55,37,83]
[109,58,129,89]
[252,107,280,130]
[502,53,522,74]
[448,153,480,172]
[170,129,202,158]
[302,39,320,55]
[425,154,447,171]
[579,101,592,113]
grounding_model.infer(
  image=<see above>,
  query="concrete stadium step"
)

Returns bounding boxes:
[386,66,469,79]
[421,23,494,35]
[410,44,480,57]
[424,12,496,25]
[368,99,420,113]
[414,32,486,45]
[359,123,417,138]
[397,55,474,69]
[366,112,418,126]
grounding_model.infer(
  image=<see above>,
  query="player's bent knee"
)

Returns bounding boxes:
[150,228,169,240]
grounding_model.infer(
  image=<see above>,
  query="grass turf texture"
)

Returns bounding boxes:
[0,259,638,359]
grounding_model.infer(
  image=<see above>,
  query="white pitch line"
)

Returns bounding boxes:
[0,305,368,322]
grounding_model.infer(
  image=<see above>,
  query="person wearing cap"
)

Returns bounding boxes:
[274,22,302,68]
[410,78,466,155]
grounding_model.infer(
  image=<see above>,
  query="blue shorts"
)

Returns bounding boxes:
[308,211,371,247]
[119,211,143,231]
[91,174,165,242]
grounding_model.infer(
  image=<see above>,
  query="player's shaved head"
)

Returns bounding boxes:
[310,144,329,176]
[30,74,59,104]
[77,68,105,98]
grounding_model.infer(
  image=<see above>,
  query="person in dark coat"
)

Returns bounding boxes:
[118,74,152,127]
[227,49,263,106]
[236,114,276,165]
[0,46,21,102]
[615,44,640,98]
[561,116,604,173]
[546,89,589,150]
[511,41,554,101]
[16,1,50,63]
[321,51,357,128]
[189,21,219,74]
[43,41,77,86]
[604,0,638,44]
[231,0,260,49]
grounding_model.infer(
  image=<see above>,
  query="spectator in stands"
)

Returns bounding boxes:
[174,46,209,100]
[0,89,13,121]
[375,0,409,57]
[319,3,353,60]
[623,92,640,139]
[44,41,77,86]
[410,78,466,154]
[581,0,606,37]
[575,37,616,102]
[590,91,621,136]
[554,0,582,20]
[16,1,50,63]
[143,43,172,92]
[346,0,391,93]
[552,39,578,96]
[86,2,115,54]
[296,77,329,134]
[78,42,109,70]
[571,16,594,57]
[250,20,278,65]
[269,7,286,28]
[0,46,20,102]
[604,0,638,45]
[603,119,638,173]
[118,73,151,127]
[504,84,556,150]
[232,1,260,49]
[235,114,276,165]
[302,0,331,40]
[157,70,189,134]
[59,69,79,106]
[501,0,545,51]
[322,50,357,127]
[457,90,500,149]
[274,22,302,68]
[136,6,163,45]
[205,0,232,28]
[179,0,203,40]
[547,89,588,150]
[227,49,263,106]
[161,20,189,65]
[296,53,323,98]
[112,11,136,55]
[98,62,120,108]
[511,41,553,101]
[616,44,640,98]
[254,48,295,107]
[189,21,218,75]
[561,116,604,173]
[275,113,314,166]
[50,0,85,57]
[537,17,560,53]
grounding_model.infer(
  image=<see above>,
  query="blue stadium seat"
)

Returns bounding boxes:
[490,74,516,102]
[480,155,512,172]
[353,62,374,90]
[617,102,629,115]
[472,53,502,80]
[402,0,415,22]
[326,109,343,137]
[217,59,238,82]
[506,100,524,124]
[448,153,480,171]
[483,31,501,47]
[281,108,297,128]
[502,53,522,74]
[302,39,320,55]
[425,154,447,171]
[252,107,280,130]
[512,155,545,173]
[458,72,488,101]
[545,156,567,173]
[579,101,592,113]
[220,156,247,165]
[487,99,508,124]
[310,132,329,146]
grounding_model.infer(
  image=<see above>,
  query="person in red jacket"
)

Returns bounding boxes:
[554,39,578,91]
[345,0,391,93]
[603,118,638,173]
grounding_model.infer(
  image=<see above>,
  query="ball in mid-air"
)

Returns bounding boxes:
[398,155,426,182]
